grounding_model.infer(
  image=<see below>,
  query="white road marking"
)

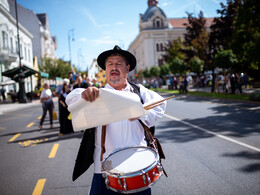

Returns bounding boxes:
[164,113,260,152]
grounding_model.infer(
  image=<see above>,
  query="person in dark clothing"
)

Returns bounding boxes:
[73,75,89,89]
[59,82,74,134]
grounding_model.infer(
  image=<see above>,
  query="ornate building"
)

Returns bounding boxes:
[128,0,213,80]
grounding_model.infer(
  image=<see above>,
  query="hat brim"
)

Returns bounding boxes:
[97,49,136,72]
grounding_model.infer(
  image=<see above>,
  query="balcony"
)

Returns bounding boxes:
[0,47,18,63]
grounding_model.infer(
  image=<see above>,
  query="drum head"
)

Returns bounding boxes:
[103,147,157,174]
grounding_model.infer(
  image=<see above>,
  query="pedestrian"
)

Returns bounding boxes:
[39,83,54,129]
[1,87,6,101]
[59,81,74,134]
[66,45,166,194]
[73,75,89,89]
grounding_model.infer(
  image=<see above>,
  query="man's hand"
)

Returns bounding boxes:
[81,86,99,102]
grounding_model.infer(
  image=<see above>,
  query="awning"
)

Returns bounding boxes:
[2,65,39,82]
[40,72,49,78]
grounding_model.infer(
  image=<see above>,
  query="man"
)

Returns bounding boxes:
[66,46,166,194]
[73,75,89,89]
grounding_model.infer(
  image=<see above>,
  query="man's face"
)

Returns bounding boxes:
[105,55,130,88]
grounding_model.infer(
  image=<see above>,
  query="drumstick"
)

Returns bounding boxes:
[144,103,164,110]
[143,95,175,110]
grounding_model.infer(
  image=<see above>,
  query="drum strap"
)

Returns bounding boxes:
[139,120,168,177]
[100,125,106,162]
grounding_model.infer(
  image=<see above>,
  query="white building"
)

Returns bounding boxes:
[128,0,213,80]
[0,0,35,94]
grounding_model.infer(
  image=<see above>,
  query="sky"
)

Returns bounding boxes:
[16,0,226,71]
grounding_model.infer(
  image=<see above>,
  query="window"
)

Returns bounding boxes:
[2,31,8,49]
[16,41,19,53]
[156,43,160,51]
[10,37,13,52]
[24,46,27,61]
[28,49,31,62]
[153,17,164,28]
[20,44,23,57]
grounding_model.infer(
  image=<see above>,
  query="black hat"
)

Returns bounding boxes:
[97,45,136,71]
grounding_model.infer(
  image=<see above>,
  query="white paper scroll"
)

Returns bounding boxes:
[67,88,146,131]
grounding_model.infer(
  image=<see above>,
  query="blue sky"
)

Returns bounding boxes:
[17,0,226,71]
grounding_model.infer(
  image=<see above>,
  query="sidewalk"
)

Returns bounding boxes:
[0,97,58,115]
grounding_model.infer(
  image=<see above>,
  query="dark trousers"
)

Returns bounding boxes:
[89,174,152,195]
[40,101,53,126]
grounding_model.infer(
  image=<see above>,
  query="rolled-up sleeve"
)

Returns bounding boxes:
[138,85,166,128]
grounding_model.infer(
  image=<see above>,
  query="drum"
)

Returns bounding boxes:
[102,146,163,194]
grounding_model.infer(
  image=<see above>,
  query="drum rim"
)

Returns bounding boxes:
[102,146,159,178]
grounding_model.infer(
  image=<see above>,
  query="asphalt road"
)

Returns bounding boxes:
[0,95,259,195]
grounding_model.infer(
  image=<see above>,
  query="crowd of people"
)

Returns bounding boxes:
[166,72,249,94]
[39,73,102,135]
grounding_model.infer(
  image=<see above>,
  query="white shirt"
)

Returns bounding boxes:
[40,88,52,103]
[67,82,166,173]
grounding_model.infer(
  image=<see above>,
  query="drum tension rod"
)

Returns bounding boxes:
[142,171,146,185]
[123,179,127,191]
[118,178,123,189]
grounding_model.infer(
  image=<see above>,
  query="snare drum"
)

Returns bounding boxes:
[102,146,163,194]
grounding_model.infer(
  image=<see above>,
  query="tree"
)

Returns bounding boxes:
[209,0,241,53]
[213,49,238,70]
[183,11,209,70]
[169,57,187,75]
[164,37,186,62]
[143,67,151,78]
[232,0,260,79]
[160,63,171,77]
[150,65,160,77]
[40,57,72,79]
[189,56,204,76]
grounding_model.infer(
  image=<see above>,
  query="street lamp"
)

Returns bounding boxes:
[68,29,75,69]
[15,0,27,103]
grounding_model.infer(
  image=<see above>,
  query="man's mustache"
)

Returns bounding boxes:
[110,70,120,74]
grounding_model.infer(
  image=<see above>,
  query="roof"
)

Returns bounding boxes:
[169,18,214,28]
[142,6,167,22]
[2,65,39,82]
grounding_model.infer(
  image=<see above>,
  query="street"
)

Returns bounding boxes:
[0,95,259,195]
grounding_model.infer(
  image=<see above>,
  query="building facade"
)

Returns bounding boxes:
[0,0,57,97]
[128,0,213,80]
[0,0,34,93]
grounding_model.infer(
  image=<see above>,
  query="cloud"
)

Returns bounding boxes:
[116,22,124,25]
[91,36,118,45]
[80,38,87,42]
[81,7,98,27]
[210,0,221,4]
[162,2,173,6]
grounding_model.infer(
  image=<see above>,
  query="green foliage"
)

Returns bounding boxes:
[232,0,260,75]
[143,67,151,78]
[249,92,260,101]
[166,37,186,62]
[150,65,160,77]
[160,63,171,77]
[169,57,187,75]
[189,56,204,74]
[213,49,238,70]
[40,57,72,79]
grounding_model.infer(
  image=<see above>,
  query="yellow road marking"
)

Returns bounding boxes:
[38,116,42,120]
[0,127,5,130]
[8,133,21,142]
[48,144,59,158]
[27,122,34,128]
[32,178,46,195]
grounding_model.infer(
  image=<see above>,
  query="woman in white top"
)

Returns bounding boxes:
[39,83,53,129]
